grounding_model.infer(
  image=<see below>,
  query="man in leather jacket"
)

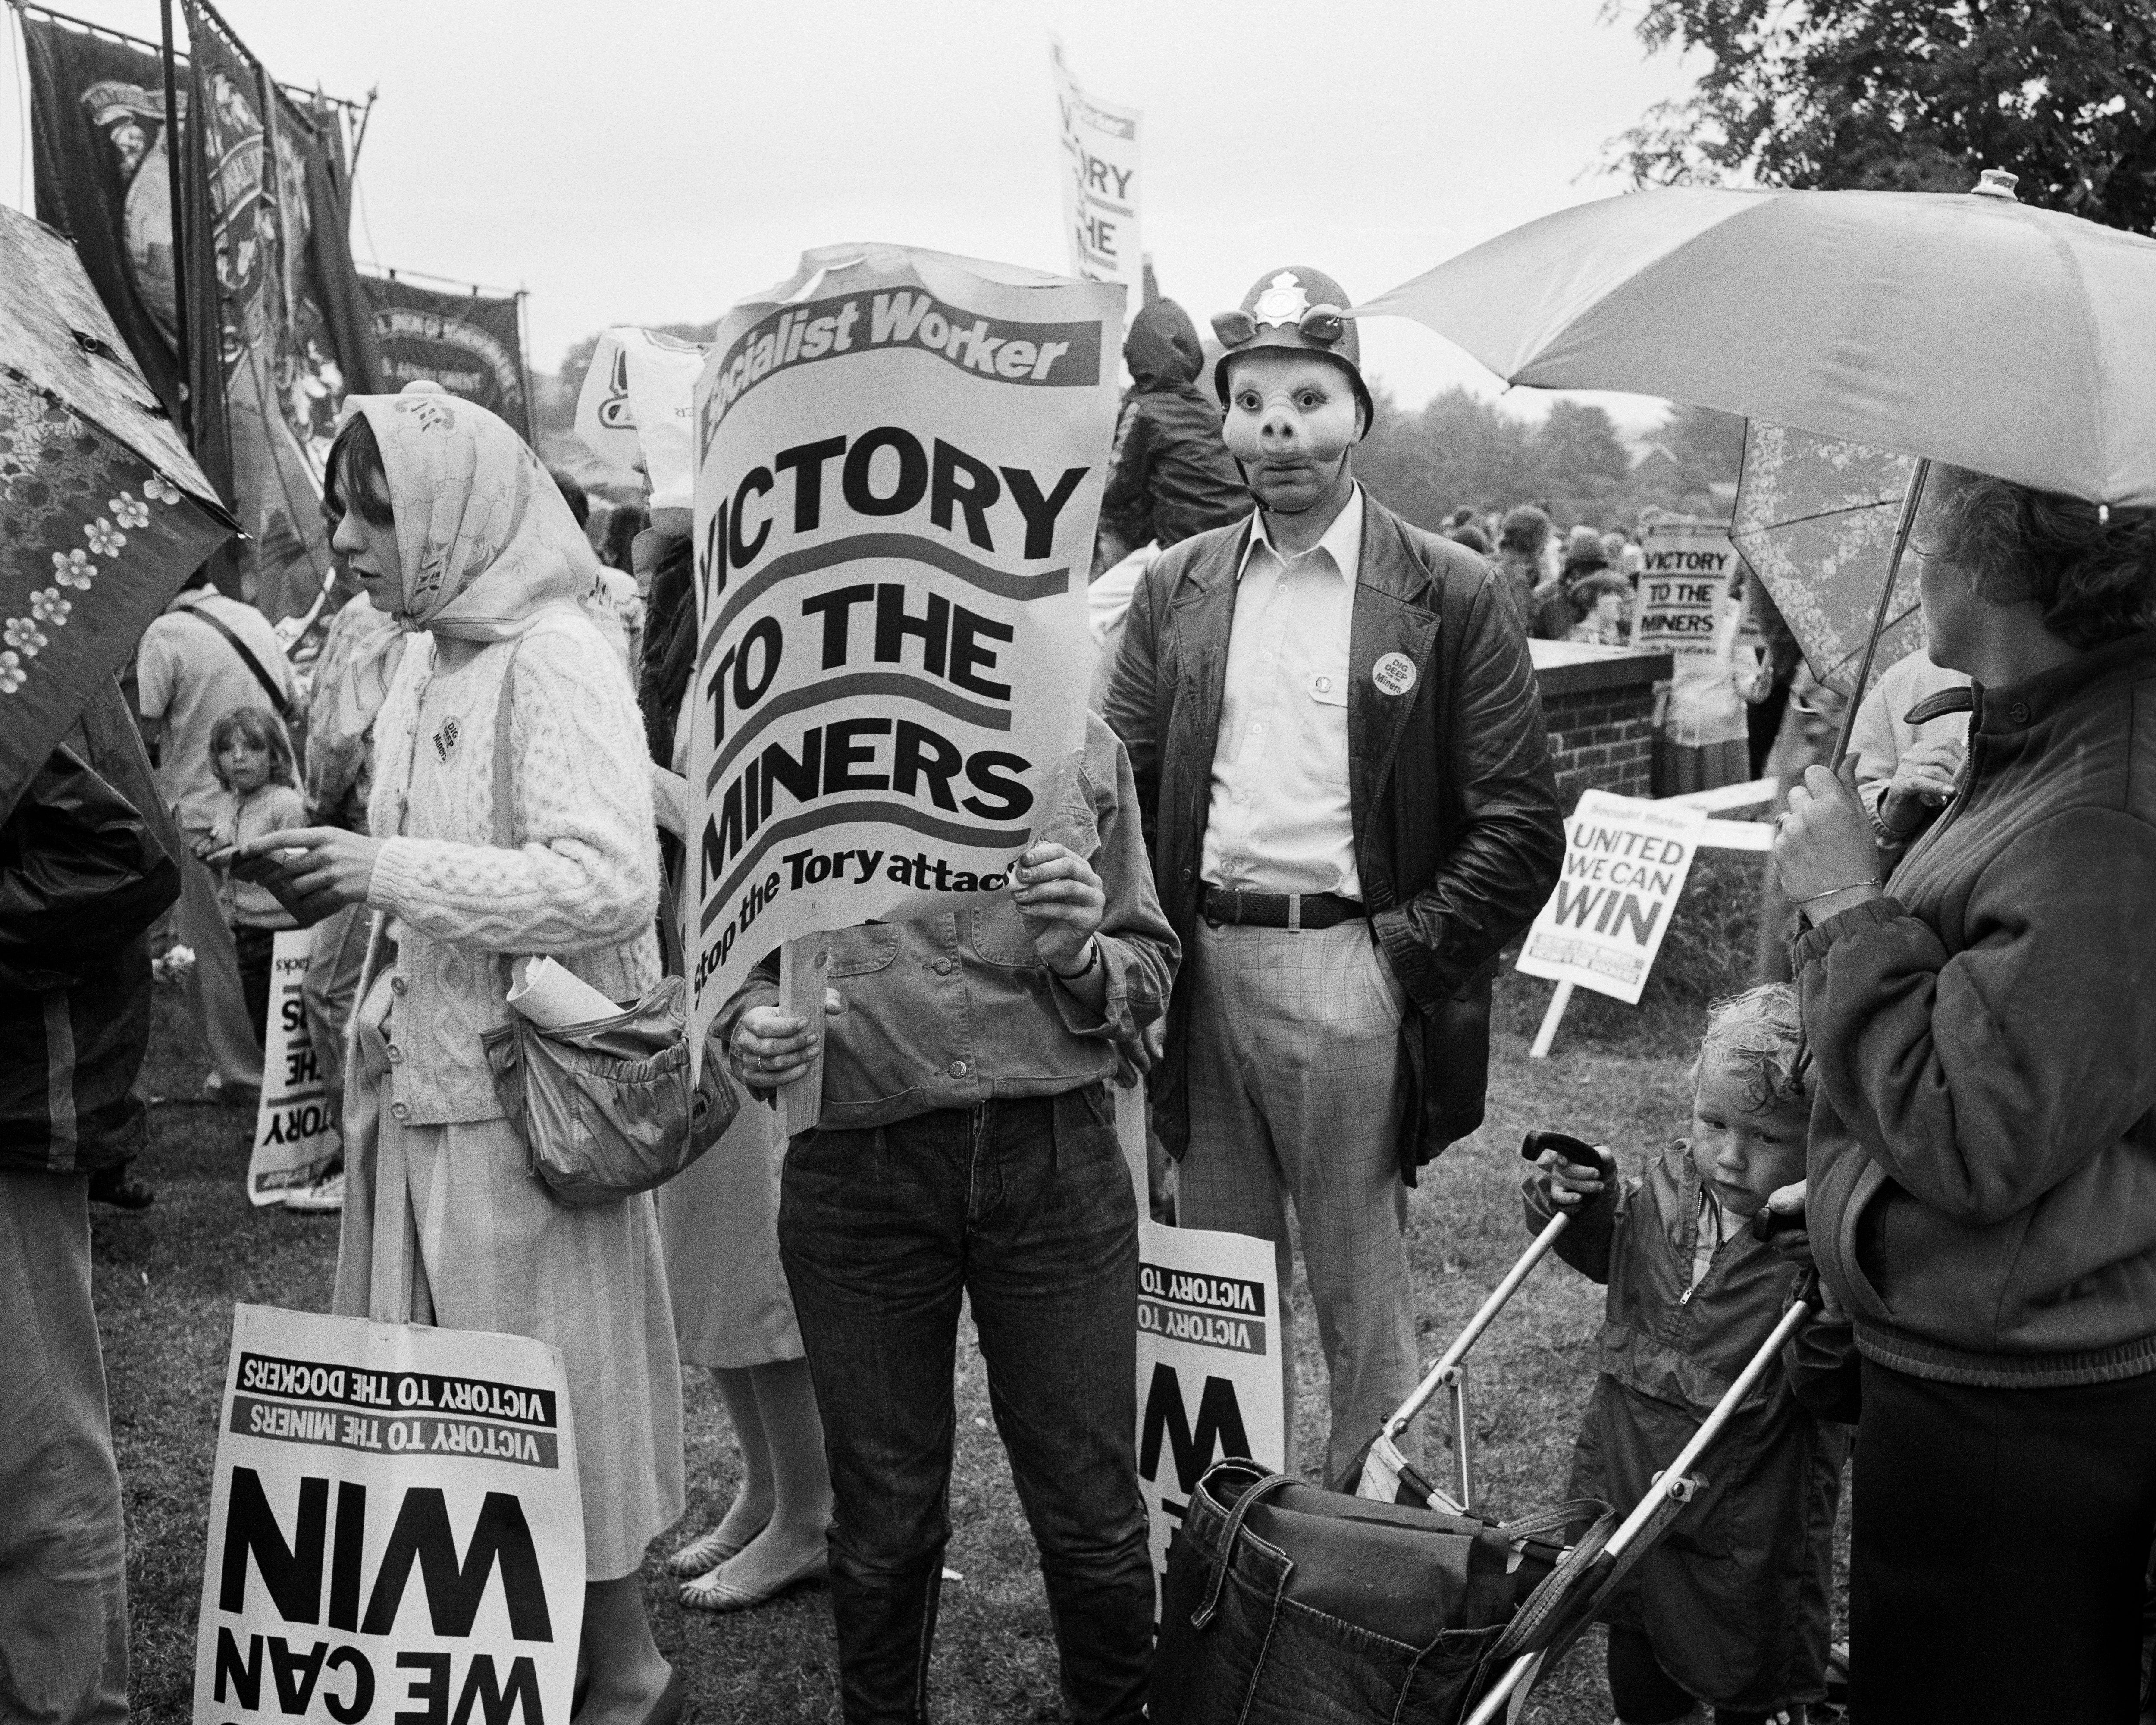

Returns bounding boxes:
[1102,266,1563,1485]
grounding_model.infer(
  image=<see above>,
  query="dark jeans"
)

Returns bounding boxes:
[1853,1356,2156,1722]
[1606,1624,1787,1724]
[232,924,276,1051]
[779,1087,1152,1725]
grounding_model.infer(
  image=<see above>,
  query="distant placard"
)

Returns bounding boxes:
[1134,1220,1284,1622]
[248,927,339,1203]
[1634,516,1749,747]
[1049,40,1144,300]
[1516,790,1708,1005]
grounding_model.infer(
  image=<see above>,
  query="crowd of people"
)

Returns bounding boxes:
[5,257,2155,1725]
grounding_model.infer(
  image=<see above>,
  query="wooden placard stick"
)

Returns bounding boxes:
[1529,979,1574,1062]
[775,936,831,1137]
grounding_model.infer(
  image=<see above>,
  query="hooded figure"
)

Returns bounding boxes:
[1098,298,1247,552]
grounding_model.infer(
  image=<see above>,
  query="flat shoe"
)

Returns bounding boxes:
[664,1521,762,1577]
[679,1547,828,1613]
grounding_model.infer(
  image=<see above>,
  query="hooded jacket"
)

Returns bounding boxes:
[1802,631,2156,1388]
[1099,300,1247,552]
[1526,1144,1849,1711]
[1103,495,1563,1179]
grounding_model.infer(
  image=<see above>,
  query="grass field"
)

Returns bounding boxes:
[103,898,1808,1724]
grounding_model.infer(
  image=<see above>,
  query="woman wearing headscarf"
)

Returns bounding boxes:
[1774,466,2156,1719]
[239,389,684,1725]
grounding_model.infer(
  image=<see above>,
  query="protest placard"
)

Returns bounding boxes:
[683,243,1121,1054]
[1049,41,1144,301]
[1633,516,1750,753]
[1135,1219,1284,1619]
[191,1304,583,1725]
[576,326,708,508]
[1516,789,1710,1008]
[248,928,340,1205]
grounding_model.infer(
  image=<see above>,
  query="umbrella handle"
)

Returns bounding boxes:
[1830,458,1932,772]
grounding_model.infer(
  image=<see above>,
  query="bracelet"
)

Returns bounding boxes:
[1050,936,1101,982]
[1791,877,1883,906]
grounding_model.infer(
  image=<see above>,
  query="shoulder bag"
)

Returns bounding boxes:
[472,638,738,1204]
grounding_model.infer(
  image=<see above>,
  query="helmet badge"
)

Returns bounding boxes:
[1252,273,1311,328]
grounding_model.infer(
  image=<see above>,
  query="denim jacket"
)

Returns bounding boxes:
[719,713,1179,1130]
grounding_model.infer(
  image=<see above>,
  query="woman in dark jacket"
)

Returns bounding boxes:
[1774,465,2156,1721]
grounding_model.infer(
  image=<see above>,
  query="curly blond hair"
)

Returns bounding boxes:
[1689,982,1806,1113]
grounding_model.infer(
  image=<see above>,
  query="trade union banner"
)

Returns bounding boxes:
[192,1304,583,1725]
[1049,41,1145,302]
[22,5,382,621]
[684,242,1121,1050]
[1515,789,1708,1005]
[360,273,532,442]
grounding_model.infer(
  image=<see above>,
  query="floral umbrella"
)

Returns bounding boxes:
[1730,421,1925,699]
[0,203,238,825]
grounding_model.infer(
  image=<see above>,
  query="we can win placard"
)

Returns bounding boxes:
[192,1305,583,1725]
[1515,790,1709,1006]
[685,244,1120,1042]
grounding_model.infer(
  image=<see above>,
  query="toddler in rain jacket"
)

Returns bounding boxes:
[1525,984,1851,1725]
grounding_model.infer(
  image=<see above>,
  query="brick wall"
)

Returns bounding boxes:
[1530,642,1672,808]
[1539,685,1659,804]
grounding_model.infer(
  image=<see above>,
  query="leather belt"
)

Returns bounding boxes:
[1198,885,1364,931]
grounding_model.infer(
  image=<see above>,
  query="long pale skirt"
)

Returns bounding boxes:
[333,995,685,1581]
[656,1100,804,1368]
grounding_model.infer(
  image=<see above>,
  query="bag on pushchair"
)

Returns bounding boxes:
[1153,1459,1611,1724]
[1151,1132,1816,1725]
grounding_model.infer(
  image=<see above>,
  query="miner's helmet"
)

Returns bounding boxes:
[1211,265,1373,431]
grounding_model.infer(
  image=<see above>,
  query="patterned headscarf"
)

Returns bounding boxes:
[346,389,599,641]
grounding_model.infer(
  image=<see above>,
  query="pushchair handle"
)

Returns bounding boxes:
[1520,1130,1614,1177]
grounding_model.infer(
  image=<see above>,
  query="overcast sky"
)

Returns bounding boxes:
[2,0,1705,432]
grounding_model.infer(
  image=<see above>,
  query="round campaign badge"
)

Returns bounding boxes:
[1372,652,1417,697]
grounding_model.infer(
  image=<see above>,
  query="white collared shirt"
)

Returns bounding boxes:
[1200,485,1363,898]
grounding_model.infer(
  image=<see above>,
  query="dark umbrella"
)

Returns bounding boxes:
[0,203,237,825]
[1730,420,1925,699]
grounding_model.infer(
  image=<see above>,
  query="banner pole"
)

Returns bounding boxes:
[515,286,538,447]
[1528,979,1573,1061]
[158,0,190,438]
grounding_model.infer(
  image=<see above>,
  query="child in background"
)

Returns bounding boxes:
[196,707,304,1047]
[1526,985,1850,1725]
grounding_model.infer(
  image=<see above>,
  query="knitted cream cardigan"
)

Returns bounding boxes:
[365,608,661,1124]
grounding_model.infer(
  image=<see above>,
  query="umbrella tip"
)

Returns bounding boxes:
[1972,168,2021,201]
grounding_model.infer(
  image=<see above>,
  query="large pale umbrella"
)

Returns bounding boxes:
[1360,173,2156,749]
[0,204,238,825]
[1357,175,2156,506]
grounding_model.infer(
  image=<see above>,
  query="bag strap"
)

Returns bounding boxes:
[177,600,295,724]
[349,907,419,1326]
[1190,1466,1299,1631]
[491,637,526,851]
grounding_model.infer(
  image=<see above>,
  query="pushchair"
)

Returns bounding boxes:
[1152,1131,1815,1725]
